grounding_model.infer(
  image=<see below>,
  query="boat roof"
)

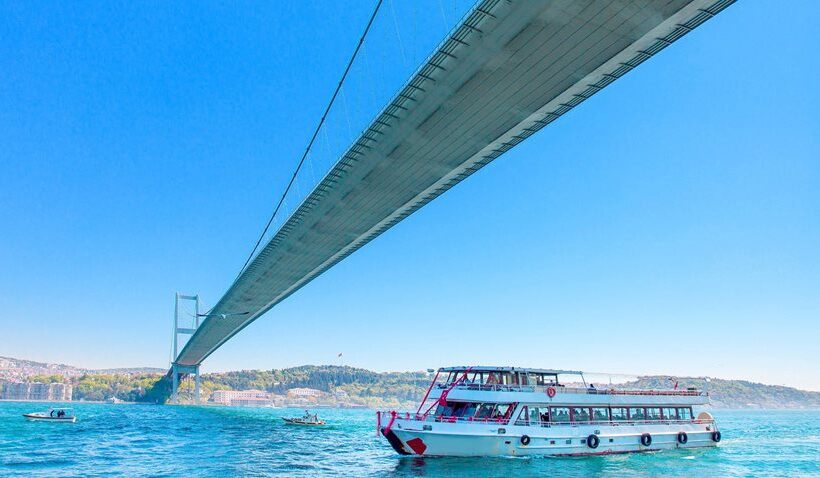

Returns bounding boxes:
[439,366,583,375]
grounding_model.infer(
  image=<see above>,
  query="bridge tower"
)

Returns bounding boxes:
[170,292,201,404]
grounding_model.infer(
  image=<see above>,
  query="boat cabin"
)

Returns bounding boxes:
[415,366,707,427]
[437,366,579,389]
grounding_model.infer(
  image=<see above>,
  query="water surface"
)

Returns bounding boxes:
[1,403,817,477]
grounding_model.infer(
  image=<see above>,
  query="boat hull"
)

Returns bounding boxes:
[282,418,325,426]
[23,414,76,423]
[383,420,718,457]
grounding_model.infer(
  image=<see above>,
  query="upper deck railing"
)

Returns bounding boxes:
[436,383,706,397]
[377,410,714,428]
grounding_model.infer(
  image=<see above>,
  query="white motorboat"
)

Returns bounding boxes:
[23,408,77,423]
[283,410,325,426]
[378,366,720,457]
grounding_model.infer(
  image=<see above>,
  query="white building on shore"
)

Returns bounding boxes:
[211,389,270,406]
[287,388,322,398]
[0,382,73,401]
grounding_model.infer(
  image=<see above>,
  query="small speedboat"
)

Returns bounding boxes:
[23,408,76,423]
[283,411,325,426]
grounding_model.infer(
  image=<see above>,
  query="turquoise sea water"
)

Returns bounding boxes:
[0,403,817,477]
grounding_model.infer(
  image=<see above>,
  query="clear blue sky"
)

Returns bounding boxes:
[1,1,818,390]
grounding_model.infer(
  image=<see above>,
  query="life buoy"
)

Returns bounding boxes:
[546,386,556,398]
[641,433,652,447]
[587,434,599,449]
[520,435,531,446]
[712,431,721,442]
[677,432,688,444]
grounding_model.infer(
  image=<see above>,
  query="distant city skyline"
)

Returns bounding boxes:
[1,1,818,390]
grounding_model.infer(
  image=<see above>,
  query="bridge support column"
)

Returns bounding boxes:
[170,362,200,404]
[170,292,202,404]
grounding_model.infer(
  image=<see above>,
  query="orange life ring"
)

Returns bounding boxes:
[546,386,556,398]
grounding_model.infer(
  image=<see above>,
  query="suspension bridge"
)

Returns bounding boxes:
[168,0,736,402]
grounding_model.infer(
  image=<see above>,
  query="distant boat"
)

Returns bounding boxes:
[23,408,76,423]
[283,410,325,426]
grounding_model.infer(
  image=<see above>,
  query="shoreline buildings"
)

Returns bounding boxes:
[0,382,73,401]
[211,389,271,407]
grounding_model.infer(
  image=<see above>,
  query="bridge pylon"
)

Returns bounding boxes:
[170,292,201,404]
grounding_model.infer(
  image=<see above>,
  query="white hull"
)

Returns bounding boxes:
[385,420,718,457]
[24,415,76,423]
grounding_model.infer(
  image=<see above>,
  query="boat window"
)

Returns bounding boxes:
[451,402,479,417]
[475,403,496,419]
[591,407,609,421]
[645,407,662,420]
[535,374,557,386]
[629,407,646,420]
[571,407,590,422]
[435,403,455,417]
[678,407,692,420]
[522,406,548,425]
[496,404,512,418]
[461,403,478,417]
[517,406,529,424]
[498,373,509,385]
[662,407,678,420]
[472,403,513,420]
[550,407,570,423]
[536,407,550,425]
[611,407,629,421]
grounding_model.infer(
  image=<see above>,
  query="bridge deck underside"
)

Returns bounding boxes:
[175,0,734,366]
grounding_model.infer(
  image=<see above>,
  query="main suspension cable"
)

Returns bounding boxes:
[234,0,384,283]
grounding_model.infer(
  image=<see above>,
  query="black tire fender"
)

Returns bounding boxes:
[712,431,721,442]
[587,434,599,449]
[520,435,531,446]
[677,432,688,444]
[641,433,652,447]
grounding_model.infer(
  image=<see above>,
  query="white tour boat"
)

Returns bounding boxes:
[377,366,720,457]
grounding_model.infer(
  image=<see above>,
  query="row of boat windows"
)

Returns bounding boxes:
[434,402,693,422]
[519,405,693,423]
[442,371,559,387]
[435,402,515,420]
